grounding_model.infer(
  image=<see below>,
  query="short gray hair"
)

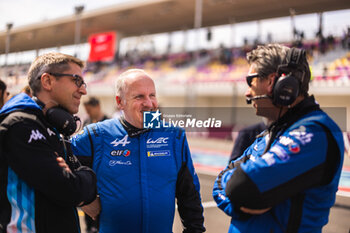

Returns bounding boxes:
[27,52,84,96]
[115,69,151,98]
[247,44,310,95]
[247,44,289,79]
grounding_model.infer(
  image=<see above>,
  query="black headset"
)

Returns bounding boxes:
[272,47,306,106]
[33,97,80,136]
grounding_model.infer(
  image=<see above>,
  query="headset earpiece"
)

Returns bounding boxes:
[273,73,299,106]
[46,107,77,136]
[272,48,305,106]
[32,97,78,136]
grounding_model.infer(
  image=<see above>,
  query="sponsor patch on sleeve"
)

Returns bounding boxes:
[261,152,275,166]
[270,145,290,161]
[289,126,313,145]
[288,143,300,154]
[278,136,295,146]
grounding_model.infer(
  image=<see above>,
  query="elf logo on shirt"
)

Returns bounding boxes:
[288,143,300,154]
[110,149,131,157]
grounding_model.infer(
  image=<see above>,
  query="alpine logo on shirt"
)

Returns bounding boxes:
[28,129,46,143]
[111,135,131,147]
[47,128,56,136]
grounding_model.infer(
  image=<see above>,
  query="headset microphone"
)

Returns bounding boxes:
[246,95,269,104]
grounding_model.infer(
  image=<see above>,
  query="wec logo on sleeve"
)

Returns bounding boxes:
[28,129,46,143]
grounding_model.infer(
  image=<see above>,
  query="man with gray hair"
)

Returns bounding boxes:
[213,44,344,232]
[0,52,97,233]
[71,68,206,233]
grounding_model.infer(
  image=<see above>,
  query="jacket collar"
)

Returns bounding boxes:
[119,117,150,137]
[268,95,320,133]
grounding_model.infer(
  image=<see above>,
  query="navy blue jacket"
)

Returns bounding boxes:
[213,96,344,233]
[0,93,97,233]
[71,118,205,233]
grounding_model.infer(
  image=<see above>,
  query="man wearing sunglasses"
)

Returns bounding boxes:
[213,44,344,233]
[0,52,97,233]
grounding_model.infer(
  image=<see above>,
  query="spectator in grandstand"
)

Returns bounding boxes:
[71,68,205,233]
[213,44,344,233]
[83,96,109,126]
[341,27,350,50]
[322,65,329,80]
[219,44,233,65]
[0,53,97,233]
[229,121,267,163]
[0,79,9,109]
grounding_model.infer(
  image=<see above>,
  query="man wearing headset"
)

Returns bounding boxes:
[0,53,97,233]
[71,69,205,233]
[213,44,344,233]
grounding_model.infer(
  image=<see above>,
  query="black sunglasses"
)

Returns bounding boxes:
[246,73,260,87]
[48,73,87,88]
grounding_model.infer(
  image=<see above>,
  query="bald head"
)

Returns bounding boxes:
[115,69,154,99]
[115,69,158,128]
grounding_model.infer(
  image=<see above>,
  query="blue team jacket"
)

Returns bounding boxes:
[213,99,344,233]
[71,118,205,233]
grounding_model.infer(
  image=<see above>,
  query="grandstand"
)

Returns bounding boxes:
[2,40,350,134]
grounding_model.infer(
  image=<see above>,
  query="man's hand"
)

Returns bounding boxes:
[240,206,271,215]
[56,157,72,173]
[81,196,101,220]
